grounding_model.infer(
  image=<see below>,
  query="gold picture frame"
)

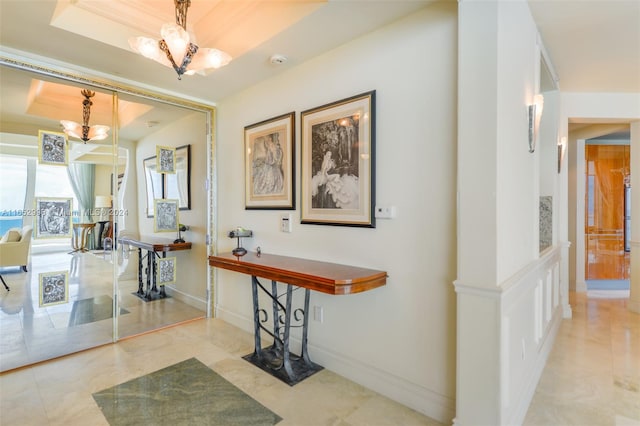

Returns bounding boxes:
[34,197,73,239]
[38,130,68,166]
[154,199,179,232]
[39,270,69,307]
[157,257,177,286]
[156,145,176,174]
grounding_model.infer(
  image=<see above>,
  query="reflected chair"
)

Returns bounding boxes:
[0,226,33,291]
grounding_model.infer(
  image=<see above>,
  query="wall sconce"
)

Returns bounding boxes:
[228,227,253,257]
[557,136,566,173]
[528,94,544,153]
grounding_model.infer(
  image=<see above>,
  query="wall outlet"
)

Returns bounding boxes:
[280,213,292,232]
[313,305,323,323]
[375,205,397,219]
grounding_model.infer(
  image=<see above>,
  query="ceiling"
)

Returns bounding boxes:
[0,0,638,149]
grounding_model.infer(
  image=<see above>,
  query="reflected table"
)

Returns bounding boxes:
[120,236,192,301]
[69,223,96,254]
[208,251,387,385]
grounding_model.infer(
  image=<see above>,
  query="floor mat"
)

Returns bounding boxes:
[68,295,129,327]
[92,357,282,426]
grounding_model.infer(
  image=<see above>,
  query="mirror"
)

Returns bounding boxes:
[165,145,191,210]
[0,57,214,372]
[143,145,191,217]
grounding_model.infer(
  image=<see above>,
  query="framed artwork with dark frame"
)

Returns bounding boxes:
[34,197,73,238]
[39,270,69,307]
[154,199,179,232]
[38,130,68,166]
[300,91,376,227]
[244,112,295,210]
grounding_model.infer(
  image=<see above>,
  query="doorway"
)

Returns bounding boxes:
[584,142,631,290]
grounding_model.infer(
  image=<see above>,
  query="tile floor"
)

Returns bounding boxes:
[0,250,204,372]
[1,280,638,425]
[523,292,639,426]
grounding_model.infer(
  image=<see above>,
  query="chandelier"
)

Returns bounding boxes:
[60,90,110,144]
[128,0,232,80]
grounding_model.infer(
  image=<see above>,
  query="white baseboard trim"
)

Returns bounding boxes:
[166,287,207,311]
[576,280,587,292]
[216,306,455,424]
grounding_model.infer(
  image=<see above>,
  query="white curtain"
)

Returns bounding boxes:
[67,163,95,224]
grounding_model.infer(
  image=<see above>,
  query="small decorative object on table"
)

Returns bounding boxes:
[174,224,189,244]
[228,227,253,257]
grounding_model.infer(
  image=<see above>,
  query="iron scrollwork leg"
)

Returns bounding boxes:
[243,275,323,386]
[136,248,144,296]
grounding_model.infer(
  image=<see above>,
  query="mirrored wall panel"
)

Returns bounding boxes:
[0,61,212,371]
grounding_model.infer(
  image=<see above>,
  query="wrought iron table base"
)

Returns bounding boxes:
[133,248,168,302]
[244,276,323,386]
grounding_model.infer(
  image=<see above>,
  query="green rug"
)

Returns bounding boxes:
[93,357,282,426]
[68,295,129,327]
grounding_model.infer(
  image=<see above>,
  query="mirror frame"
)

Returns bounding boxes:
[0,51,217,322]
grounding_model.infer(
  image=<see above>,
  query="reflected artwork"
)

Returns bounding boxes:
[39,270,69,307]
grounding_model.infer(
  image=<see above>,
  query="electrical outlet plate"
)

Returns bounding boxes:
[375,205,397,219]
[280,213,292,232]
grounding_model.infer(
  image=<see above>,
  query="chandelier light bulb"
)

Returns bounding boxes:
[129,0,231,79]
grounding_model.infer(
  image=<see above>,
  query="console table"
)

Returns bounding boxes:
[69,223,96,254]
[120,236,191,301]
[208,251,387,385]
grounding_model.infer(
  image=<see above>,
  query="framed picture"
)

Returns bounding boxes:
[143,156,163,217]
[39,270,69,307]
[35,197,73,238]
[156,145,176,174]
[164,145,191,210]
[157,257,177,286]
[244,112,295,210]
[300,91,376,227]
[154,199,179,232]
[38,130,68,166]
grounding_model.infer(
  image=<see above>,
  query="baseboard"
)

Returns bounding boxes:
[216,306,456,424]
[166,286,207,311]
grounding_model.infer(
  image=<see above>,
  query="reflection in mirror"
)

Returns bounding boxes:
[1,60,211,371]
[143,156,163,217]
[0,64,117,372]
[165,144,191,210]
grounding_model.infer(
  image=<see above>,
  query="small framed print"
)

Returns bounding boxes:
[39,270,69,307]
[300,91,376,227]
[38,130,68,166]
[244,112,295,210]
[35,197,73,238]
[156,145,176,174]
[157,257,177,286]
[154,199,179,232]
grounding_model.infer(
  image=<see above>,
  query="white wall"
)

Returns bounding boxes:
[215,3,458,423]
[136,112,209,308]
[456,1,564,424]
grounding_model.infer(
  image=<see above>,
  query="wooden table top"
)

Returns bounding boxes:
[209,252,387,295]
[119,236,192,252]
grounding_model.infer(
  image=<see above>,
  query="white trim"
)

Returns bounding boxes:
[216,306,456,424]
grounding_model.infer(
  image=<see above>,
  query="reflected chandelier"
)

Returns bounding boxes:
[60,90,110,144]
[129,0,232,80]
